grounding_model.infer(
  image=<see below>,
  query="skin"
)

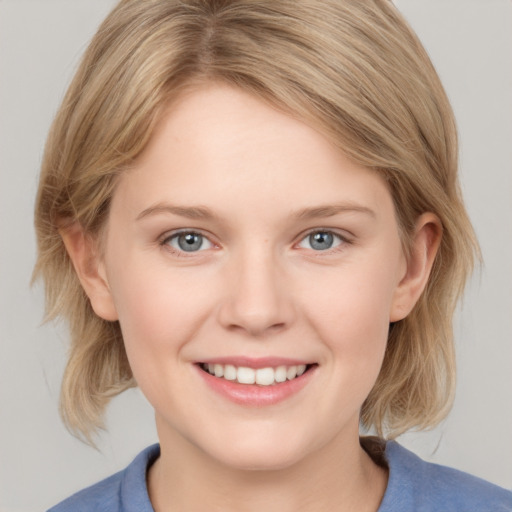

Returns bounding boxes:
[63,83,441,512]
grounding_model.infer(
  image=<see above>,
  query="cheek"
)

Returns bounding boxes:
[301,259,397,369]
[107,268,213,406]
[105,254,214,365]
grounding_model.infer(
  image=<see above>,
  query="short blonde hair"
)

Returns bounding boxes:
[34,0,478,442]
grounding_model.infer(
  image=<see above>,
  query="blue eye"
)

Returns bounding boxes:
[166,232,213,252]
[299,231,342,251]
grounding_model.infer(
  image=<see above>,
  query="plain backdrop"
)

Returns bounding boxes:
[1,1,511,510]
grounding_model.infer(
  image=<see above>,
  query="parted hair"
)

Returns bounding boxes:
[34,0,478,443]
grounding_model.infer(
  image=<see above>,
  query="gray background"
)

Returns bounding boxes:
[1,1,511,510]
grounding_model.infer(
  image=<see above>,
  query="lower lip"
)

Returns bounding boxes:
[196,365,316,406]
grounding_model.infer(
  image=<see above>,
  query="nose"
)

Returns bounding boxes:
[217,248,295,337]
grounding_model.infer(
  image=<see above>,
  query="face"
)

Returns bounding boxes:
[96,84,411,470]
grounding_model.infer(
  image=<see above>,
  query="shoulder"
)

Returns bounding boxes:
[378,440,512,512]
[47,444,160,512]
[47,470,124,512]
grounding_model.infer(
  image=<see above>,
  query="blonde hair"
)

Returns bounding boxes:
[34,0,478,442]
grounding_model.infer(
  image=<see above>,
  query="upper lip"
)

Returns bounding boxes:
[198,357,314,369]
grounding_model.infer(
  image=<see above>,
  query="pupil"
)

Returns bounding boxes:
[310,232,333,250]
[178,233,202,251]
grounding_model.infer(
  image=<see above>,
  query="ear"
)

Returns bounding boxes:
[390,213,442,322]
[59,222,119,321]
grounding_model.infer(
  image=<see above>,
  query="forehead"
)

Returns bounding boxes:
[112,83,395,224]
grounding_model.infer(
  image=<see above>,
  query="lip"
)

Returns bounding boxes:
[195,360,317,407]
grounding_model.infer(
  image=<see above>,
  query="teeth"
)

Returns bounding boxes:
[286,365,298,380]
[237,367,256,384]
[224,364,237,381]
[202,363,310,386]
[275,366,287,383]
[256,367,274,386]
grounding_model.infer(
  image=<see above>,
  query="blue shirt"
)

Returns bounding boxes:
[48,441,512,511]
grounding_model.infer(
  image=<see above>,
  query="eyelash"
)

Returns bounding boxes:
[296,229,351,254]
[159,228,352,257]
[159,230,215,257]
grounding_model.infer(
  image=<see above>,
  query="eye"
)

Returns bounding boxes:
[298,230,343,251]
[164,231,213,253]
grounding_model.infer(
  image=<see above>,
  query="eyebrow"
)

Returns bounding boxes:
[293,203,376,220]
[136,204,215,221]
[136,202,375,222]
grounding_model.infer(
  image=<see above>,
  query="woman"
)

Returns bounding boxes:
[34,0,512,510]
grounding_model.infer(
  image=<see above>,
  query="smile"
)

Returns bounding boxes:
[196,359,317,406]
[201,363,308,386]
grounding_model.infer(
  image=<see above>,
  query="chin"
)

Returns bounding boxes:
[204,433,313,472]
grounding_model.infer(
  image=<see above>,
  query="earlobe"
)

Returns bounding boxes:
[59,222,119,322]
[390,213,442,322]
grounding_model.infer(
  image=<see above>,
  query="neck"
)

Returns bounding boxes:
[148,425,388,512]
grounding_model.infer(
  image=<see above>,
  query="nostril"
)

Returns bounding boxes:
[224,319,287,337]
